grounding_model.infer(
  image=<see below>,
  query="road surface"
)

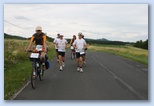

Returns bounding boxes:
[14,50,148,100]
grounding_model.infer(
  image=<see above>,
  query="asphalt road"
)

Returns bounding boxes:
[14,50,148,100]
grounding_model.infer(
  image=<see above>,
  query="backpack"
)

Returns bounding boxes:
[45,60,50,69]
[45,55,50,69]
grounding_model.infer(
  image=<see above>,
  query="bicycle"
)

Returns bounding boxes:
[28,45,45,89]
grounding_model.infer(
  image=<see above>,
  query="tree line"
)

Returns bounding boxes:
[133,39,148,50]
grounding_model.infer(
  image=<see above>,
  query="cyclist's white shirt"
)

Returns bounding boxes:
[73,38,86,53]
[53,37,59,49]
[56,38,68,52]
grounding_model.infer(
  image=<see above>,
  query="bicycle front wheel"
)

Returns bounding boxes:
[31,64,36,89]
[39,69,44,81]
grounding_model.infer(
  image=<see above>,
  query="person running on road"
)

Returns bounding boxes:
[55,35,68,71]
[26,26,47,72]
[82,34,87,64]
[73,33,87,73]
[70,35,76,59]
[53,33,60,62]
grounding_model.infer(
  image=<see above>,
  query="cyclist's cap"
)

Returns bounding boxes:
[35,26,42,31]
[57,33,60,35]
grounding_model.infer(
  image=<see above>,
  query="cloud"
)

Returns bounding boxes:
[15,16,31,20]
[4,4,148,42]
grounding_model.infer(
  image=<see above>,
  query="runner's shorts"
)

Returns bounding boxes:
[76,52,84,58]
[58,51,65,57]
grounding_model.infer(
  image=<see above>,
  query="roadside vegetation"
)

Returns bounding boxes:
[89,44,148,65]
[4,39,55,99]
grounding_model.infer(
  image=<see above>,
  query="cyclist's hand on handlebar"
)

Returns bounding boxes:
[25,49,30,52]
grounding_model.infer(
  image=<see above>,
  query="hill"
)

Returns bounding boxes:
[4,33,54,42]
[4,33,27,40]
[4,33,133,45]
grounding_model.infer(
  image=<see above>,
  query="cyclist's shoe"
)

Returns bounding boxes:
[57,59,59,63]
[62,62,65,67]
[77,67,80,72]
[42,62,45,66]
[80,68,83,73]
[40,70,43,75]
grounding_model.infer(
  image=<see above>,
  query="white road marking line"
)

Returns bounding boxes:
[10,81,30,100]
[10,58,56,100]
[91,56,146,100]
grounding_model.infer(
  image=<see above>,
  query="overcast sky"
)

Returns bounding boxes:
[4,4,148,42]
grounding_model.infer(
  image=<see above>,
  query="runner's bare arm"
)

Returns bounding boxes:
[65,43,68,48]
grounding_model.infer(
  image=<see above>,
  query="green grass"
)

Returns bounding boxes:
[4,39,56,100]
[88,44,148,65]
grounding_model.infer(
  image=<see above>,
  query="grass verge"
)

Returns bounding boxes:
[88,44,148,65]
[4,39,56,100]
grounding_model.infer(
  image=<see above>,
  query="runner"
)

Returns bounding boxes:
[82,34,87,64]
[53,33,60,62]
[70,35,76,59]
[73,33,87,73]
[55,35,68,71]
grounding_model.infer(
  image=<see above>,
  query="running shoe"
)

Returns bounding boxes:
[77,67,80,72]
[80,68,83,73]
[62,62,65,67]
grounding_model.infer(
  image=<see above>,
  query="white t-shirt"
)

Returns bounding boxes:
[53,37,59,49]
[73,38,86,53]
[56,38,68,52]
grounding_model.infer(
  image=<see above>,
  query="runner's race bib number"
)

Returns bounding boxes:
[80,51,85,55]
[30,53,39,58]
[70,46,74,50]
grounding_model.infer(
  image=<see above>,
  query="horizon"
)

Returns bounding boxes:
[5,32,148,43]
[4,4,148,42]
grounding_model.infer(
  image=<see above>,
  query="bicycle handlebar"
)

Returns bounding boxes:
[25,50,43,53]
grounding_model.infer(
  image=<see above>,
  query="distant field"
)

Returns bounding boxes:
[4,39,56,99]
[88,44,148,65]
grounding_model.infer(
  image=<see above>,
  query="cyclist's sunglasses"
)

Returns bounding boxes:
[36,30,41,32]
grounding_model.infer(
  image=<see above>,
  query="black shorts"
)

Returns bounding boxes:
[58,52,65,57]
[55,49,58,52]
[76,52,84,58]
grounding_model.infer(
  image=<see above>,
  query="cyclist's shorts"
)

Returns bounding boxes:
[33,47,45,53]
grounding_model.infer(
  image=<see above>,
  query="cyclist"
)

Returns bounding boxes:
[70,35,76,59]
[82,34,87,64]
[73,33,87,73]
[55,35,68,71]
[26,26,47,73]
[53,33,60,62]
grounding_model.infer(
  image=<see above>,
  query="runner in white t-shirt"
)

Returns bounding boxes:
[73,33,87,73]
[53,33,60,62]
[56,35,68,71]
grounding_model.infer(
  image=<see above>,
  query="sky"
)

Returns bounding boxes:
[4,4,148,42]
